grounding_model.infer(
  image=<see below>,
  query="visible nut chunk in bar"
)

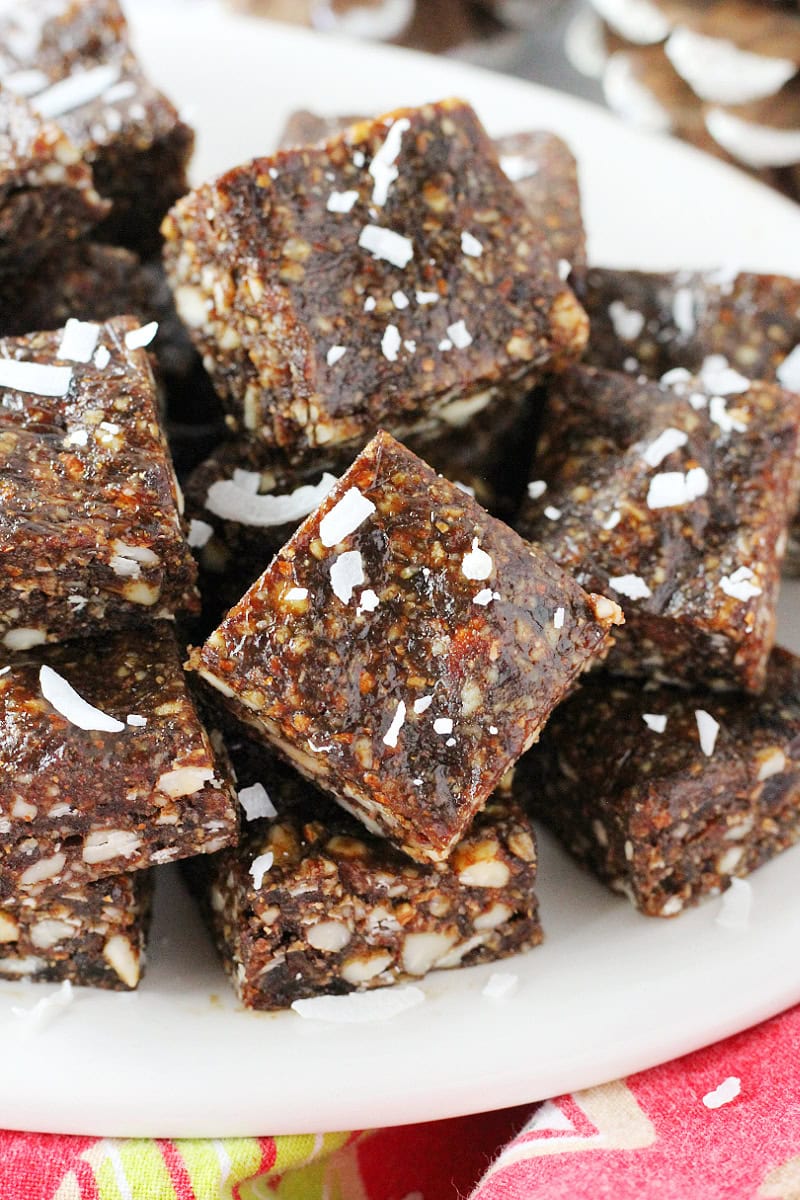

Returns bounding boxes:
[0,85,108,273]
[163,98,588,462]
[0,870,152,990]
[0,623,237,901]
[517,365,800,692]
[0,314,199,647]
[189,431,622,863]
[185,734,541,1009]
[520,648,800,917]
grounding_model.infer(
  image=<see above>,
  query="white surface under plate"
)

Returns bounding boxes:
[3,2,800,1138]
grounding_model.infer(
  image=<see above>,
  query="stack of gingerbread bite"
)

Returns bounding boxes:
[4,0,800,1010]
[0,0,238,991]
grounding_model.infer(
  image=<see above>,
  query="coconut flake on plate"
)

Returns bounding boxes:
[716,878,752,931]
[291,985,425,1023]
[482,972,518,1000]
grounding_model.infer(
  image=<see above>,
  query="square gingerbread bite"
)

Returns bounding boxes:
[0,623,237,900]
[185,732,541,1010]
[0,870,152,990]
[189,431,622,863]
[0,0,193,256]
[163,98,588,462]
[0,85,108,273]
[0,314,199,649]
[517,365,800,692]
[520,649,800,918]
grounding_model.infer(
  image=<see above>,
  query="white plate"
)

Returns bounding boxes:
[3,1,800,1138]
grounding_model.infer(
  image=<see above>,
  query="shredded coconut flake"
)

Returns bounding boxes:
[285,587,309,602]
[327,189,359,213]
[777,345,800,392]
[249,852,274,890]
[11,980,73,1035]
[695,709,720,757]
[414,695,433,714]
[327,345,347,366]
[93,345,111,369]
[359,224,414,269]
[292,985,425,1023]
[438,338,453,352]
[482,972,518,1000]
[364,296,376,312]
[330,550,365,604]
[57,319,99,364]
[643,713,667,733]
[544,506,562,521]
[553,607,565,629]
[368,117,410,206]
[383,700,407,748]
[206,472,337,528]
[702,1076,741,1109]
[642,427,688,467]
[461,231,483,257]
[357,588,380,614]
[647,467,709,509]
[320,487,376,547]
[433,717,453,736]
[473,588,499,606]
[558,258,571,281]
[602,510,622,531]
[392,290,409,309]
[238,782,277,821]
[187,518,213,549]
[462,538,493,581]
[39,666,124,733]
[709,394,747,435]
[609,573,652,600]
[447,320,473,349]
[34,62,120,118]
[698,354,750,395]
[720,566,762,601]
[672,287,696,335]
[661,367,692,388]
[381,324,401,362]
[500,154,539,182]
[716,878,752,931]
[608,300,645,341]
[416,290,439,305]
[0,358,72,397]
[527,480,547,500]
[124,322,158,350]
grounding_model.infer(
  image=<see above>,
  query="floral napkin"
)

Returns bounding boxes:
[6,1001,799,1199]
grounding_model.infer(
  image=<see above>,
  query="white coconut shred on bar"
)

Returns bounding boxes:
[39,666,125,733]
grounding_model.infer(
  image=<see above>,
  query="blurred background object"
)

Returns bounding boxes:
[223,0,800,204]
